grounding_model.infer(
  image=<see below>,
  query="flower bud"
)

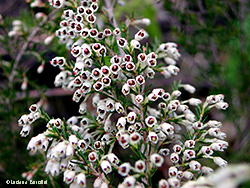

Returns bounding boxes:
[168,177,180,187]
[183,171,193,180]
[215,102,229,110]
[166,65,179,75]
[145,116,157,127]
[173,144,182,154]
[132,18,151,26]
[185,140,195,148]
[135,95,144,104]
[89,28,98,38]
[94,141,102,150]
[169,166,178,177]
[66,144,74,158]
[159,148,170,156]
[127,78,136,87]
[148,131,159,144]
[201,166,214,175]
[31,0,46,8]
[126,62,135,71]
[188,98,202,106]
[118,163,131,176]
[101,160,112,174]
[107,153,119,165]
[104,28,112,36]
[68,135,78,148]
[145,67,155,78]
[147,58,157,67]
[213,157,227,168]
[20,125,31,137]
[206,120,222,128]
[162,92,171,101]
[210,143,224,151]
[44,35,54,45]
[185,113,196,122]
[189,160,201,171]
[131,39,141,49]
[183,150,196,161]
[161,123,174,135]
[164,57,176,65]
[129,132,142,145]
[53,0,65,9]
[93,81,104,91]
[117,38,128,48]
[75,173,86,187]
[81,28,89,38]
[135,29,148,41]
[122,176,136,187]
[71,46,82,57]
[150,153,164,167]
[148,93,158,101]
[63,170,75,184]
[158,179,169,188]
[200,146,213,156]
[172,90,181,98]
[122,84,130,95]
[170,153,179,164]
[127,112,136,124]
[119,133,130,149]
[181,84,196,94]
[168,100,180,111]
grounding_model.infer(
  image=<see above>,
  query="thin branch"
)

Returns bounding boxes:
[103,0,125,57]
[225,0,240,19]
[0,88,73,104]
[210,39,219,64]
[8,9,57,87]
[196,0,206,14]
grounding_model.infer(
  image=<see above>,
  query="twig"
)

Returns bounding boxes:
[103,0,125,57]
[225,0,240,19]
[196,0,206,14]
[0,88,73,104]
[8,9,57,87]
[210,39,219,64]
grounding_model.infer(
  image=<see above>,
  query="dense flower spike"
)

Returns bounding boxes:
[18,1,229,187]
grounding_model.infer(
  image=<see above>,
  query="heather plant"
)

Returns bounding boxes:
[0,0,66,182]
[14,0,233,187]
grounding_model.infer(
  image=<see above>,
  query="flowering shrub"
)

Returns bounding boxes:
[18,0,229,187]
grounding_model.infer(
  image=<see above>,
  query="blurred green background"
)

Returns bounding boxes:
[0,0,249,187]
[116,0,250,164]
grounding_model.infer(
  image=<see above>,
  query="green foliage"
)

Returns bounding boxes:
[114,0,162,40]
[164,0,250,163]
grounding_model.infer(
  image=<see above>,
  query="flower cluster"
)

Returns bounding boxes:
[19,0,229,187]
[18,104,41,137]
[8,20,25,37]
